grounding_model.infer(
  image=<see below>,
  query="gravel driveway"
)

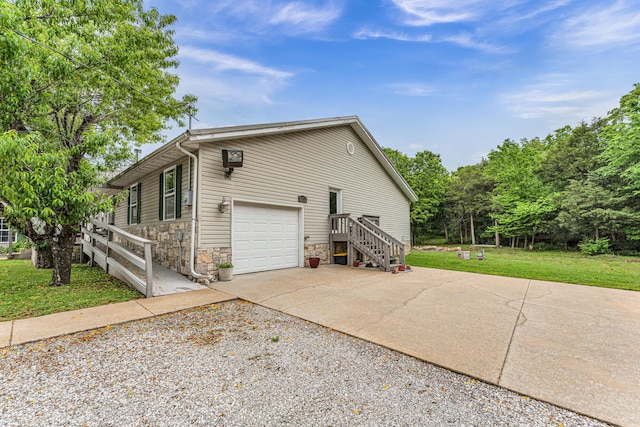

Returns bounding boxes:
[0,301,608,426]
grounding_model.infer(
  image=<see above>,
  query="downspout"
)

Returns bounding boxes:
[176,134,211,283]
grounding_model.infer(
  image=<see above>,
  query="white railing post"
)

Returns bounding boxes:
[144,241,153,298]
[90,222,96,267]
[105,228,111,274]
[384,245,390,271]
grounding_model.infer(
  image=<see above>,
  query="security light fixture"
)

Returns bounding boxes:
[219,196,231,213]
[222,149,243,177]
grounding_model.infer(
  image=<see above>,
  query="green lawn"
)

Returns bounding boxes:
[0,260,142,321]
[407,247,640,292]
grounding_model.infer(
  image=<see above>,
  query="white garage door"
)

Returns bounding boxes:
[233,204,300,274]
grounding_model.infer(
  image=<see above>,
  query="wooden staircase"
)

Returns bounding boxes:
[329,214,406,271]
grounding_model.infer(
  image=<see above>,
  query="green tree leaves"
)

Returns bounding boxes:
[383,148,449,243]
[0,0,195,285]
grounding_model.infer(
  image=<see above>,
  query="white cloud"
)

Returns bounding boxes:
[354,28,432,42]
[208,0,342,35]
[390,0,487,26]
[500,75,611,122]
[270,1,342,33]
[497,0,571,25]
[388,83,434,97]
[178,73,287,106]
[409,143,424,150]
[354,28,505,53]
[551,0,640,48]
[440,33,507,53]
[179,47,293,80]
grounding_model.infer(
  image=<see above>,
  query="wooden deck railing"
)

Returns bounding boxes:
[359,217,406,267]
[329,214,405,272]
[81,219,154,298]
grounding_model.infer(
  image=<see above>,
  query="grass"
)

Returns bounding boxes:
[406,247,640,292]
[0,260,142,321]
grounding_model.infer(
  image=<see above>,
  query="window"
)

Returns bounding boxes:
[164,167,176,220]
[0,218,17,244]
[159,165,181,221]
[128,183,140,225]
[329,189,342,215]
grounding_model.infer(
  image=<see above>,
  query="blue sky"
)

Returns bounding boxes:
[143,0,640,171]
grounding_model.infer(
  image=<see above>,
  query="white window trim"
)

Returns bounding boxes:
[329,188,343,214]
[129,183,139,225]
[163,166,176,221]
[0,218,17,244]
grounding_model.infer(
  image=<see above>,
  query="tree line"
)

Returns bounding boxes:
[386,83,640,255]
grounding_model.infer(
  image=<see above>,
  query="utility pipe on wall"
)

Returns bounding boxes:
[175,135,207,281]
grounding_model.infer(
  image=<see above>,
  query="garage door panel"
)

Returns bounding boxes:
[253,239,269,251]
[252,257,269,268]
[234,221,250,233]
[233,204,300,274]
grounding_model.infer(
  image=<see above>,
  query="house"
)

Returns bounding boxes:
[106,116,418,280]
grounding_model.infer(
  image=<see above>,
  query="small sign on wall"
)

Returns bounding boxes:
[298,195,307,203]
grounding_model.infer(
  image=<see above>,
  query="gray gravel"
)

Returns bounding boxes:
[1,301,609,426]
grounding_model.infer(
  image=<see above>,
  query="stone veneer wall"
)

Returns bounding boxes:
[304,243,330,266]
[118,221,192,276]
[117,222,233,280]
[194,248,232,277]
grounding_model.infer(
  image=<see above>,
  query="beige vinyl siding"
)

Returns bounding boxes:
[113,157,192,228]
[114,196,128,226]
[198,125,411,248]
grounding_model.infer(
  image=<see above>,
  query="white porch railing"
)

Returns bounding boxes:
[81,219,154,298]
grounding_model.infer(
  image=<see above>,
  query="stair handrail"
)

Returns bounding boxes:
[81,219,154,297]
[359,217,406,266]
[346,217,392,271]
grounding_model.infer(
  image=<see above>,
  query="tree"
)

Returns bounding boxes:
[484,137,553,248]
[596,83,640,241]
[599,83,640,190]
[444,163,494,245]
[383,148,449,244]
[538,119,606,192]
[0,1,195,285]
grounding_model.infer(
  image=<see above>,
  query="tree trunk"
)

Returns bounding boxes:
[32,245,54,269]
[463,219,468,243]
[470,213,476,248]
[443,221,449,243]
[494,219,500,248]
[595,227,600,240]
[524,235,528,249]
[49,225,76,286]
[459,222,464,244]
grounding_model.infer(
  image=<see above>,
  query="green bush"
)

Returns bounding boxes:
[615,249,640,257]
[578,238,611,256]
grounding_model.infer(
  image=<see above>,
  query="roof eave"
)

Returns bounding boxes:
[107,132,191,188]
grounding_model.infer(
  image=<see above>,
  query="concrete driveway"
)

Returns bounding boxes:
[212,265,640,426]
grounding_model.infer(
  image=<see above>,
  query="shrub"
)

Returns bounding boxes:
[578,238,611,256]
[614,249,640,257]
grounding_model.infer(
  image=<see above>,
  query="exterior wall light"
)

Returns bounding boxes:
[222,149,243,178]
[219,196,231,213]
